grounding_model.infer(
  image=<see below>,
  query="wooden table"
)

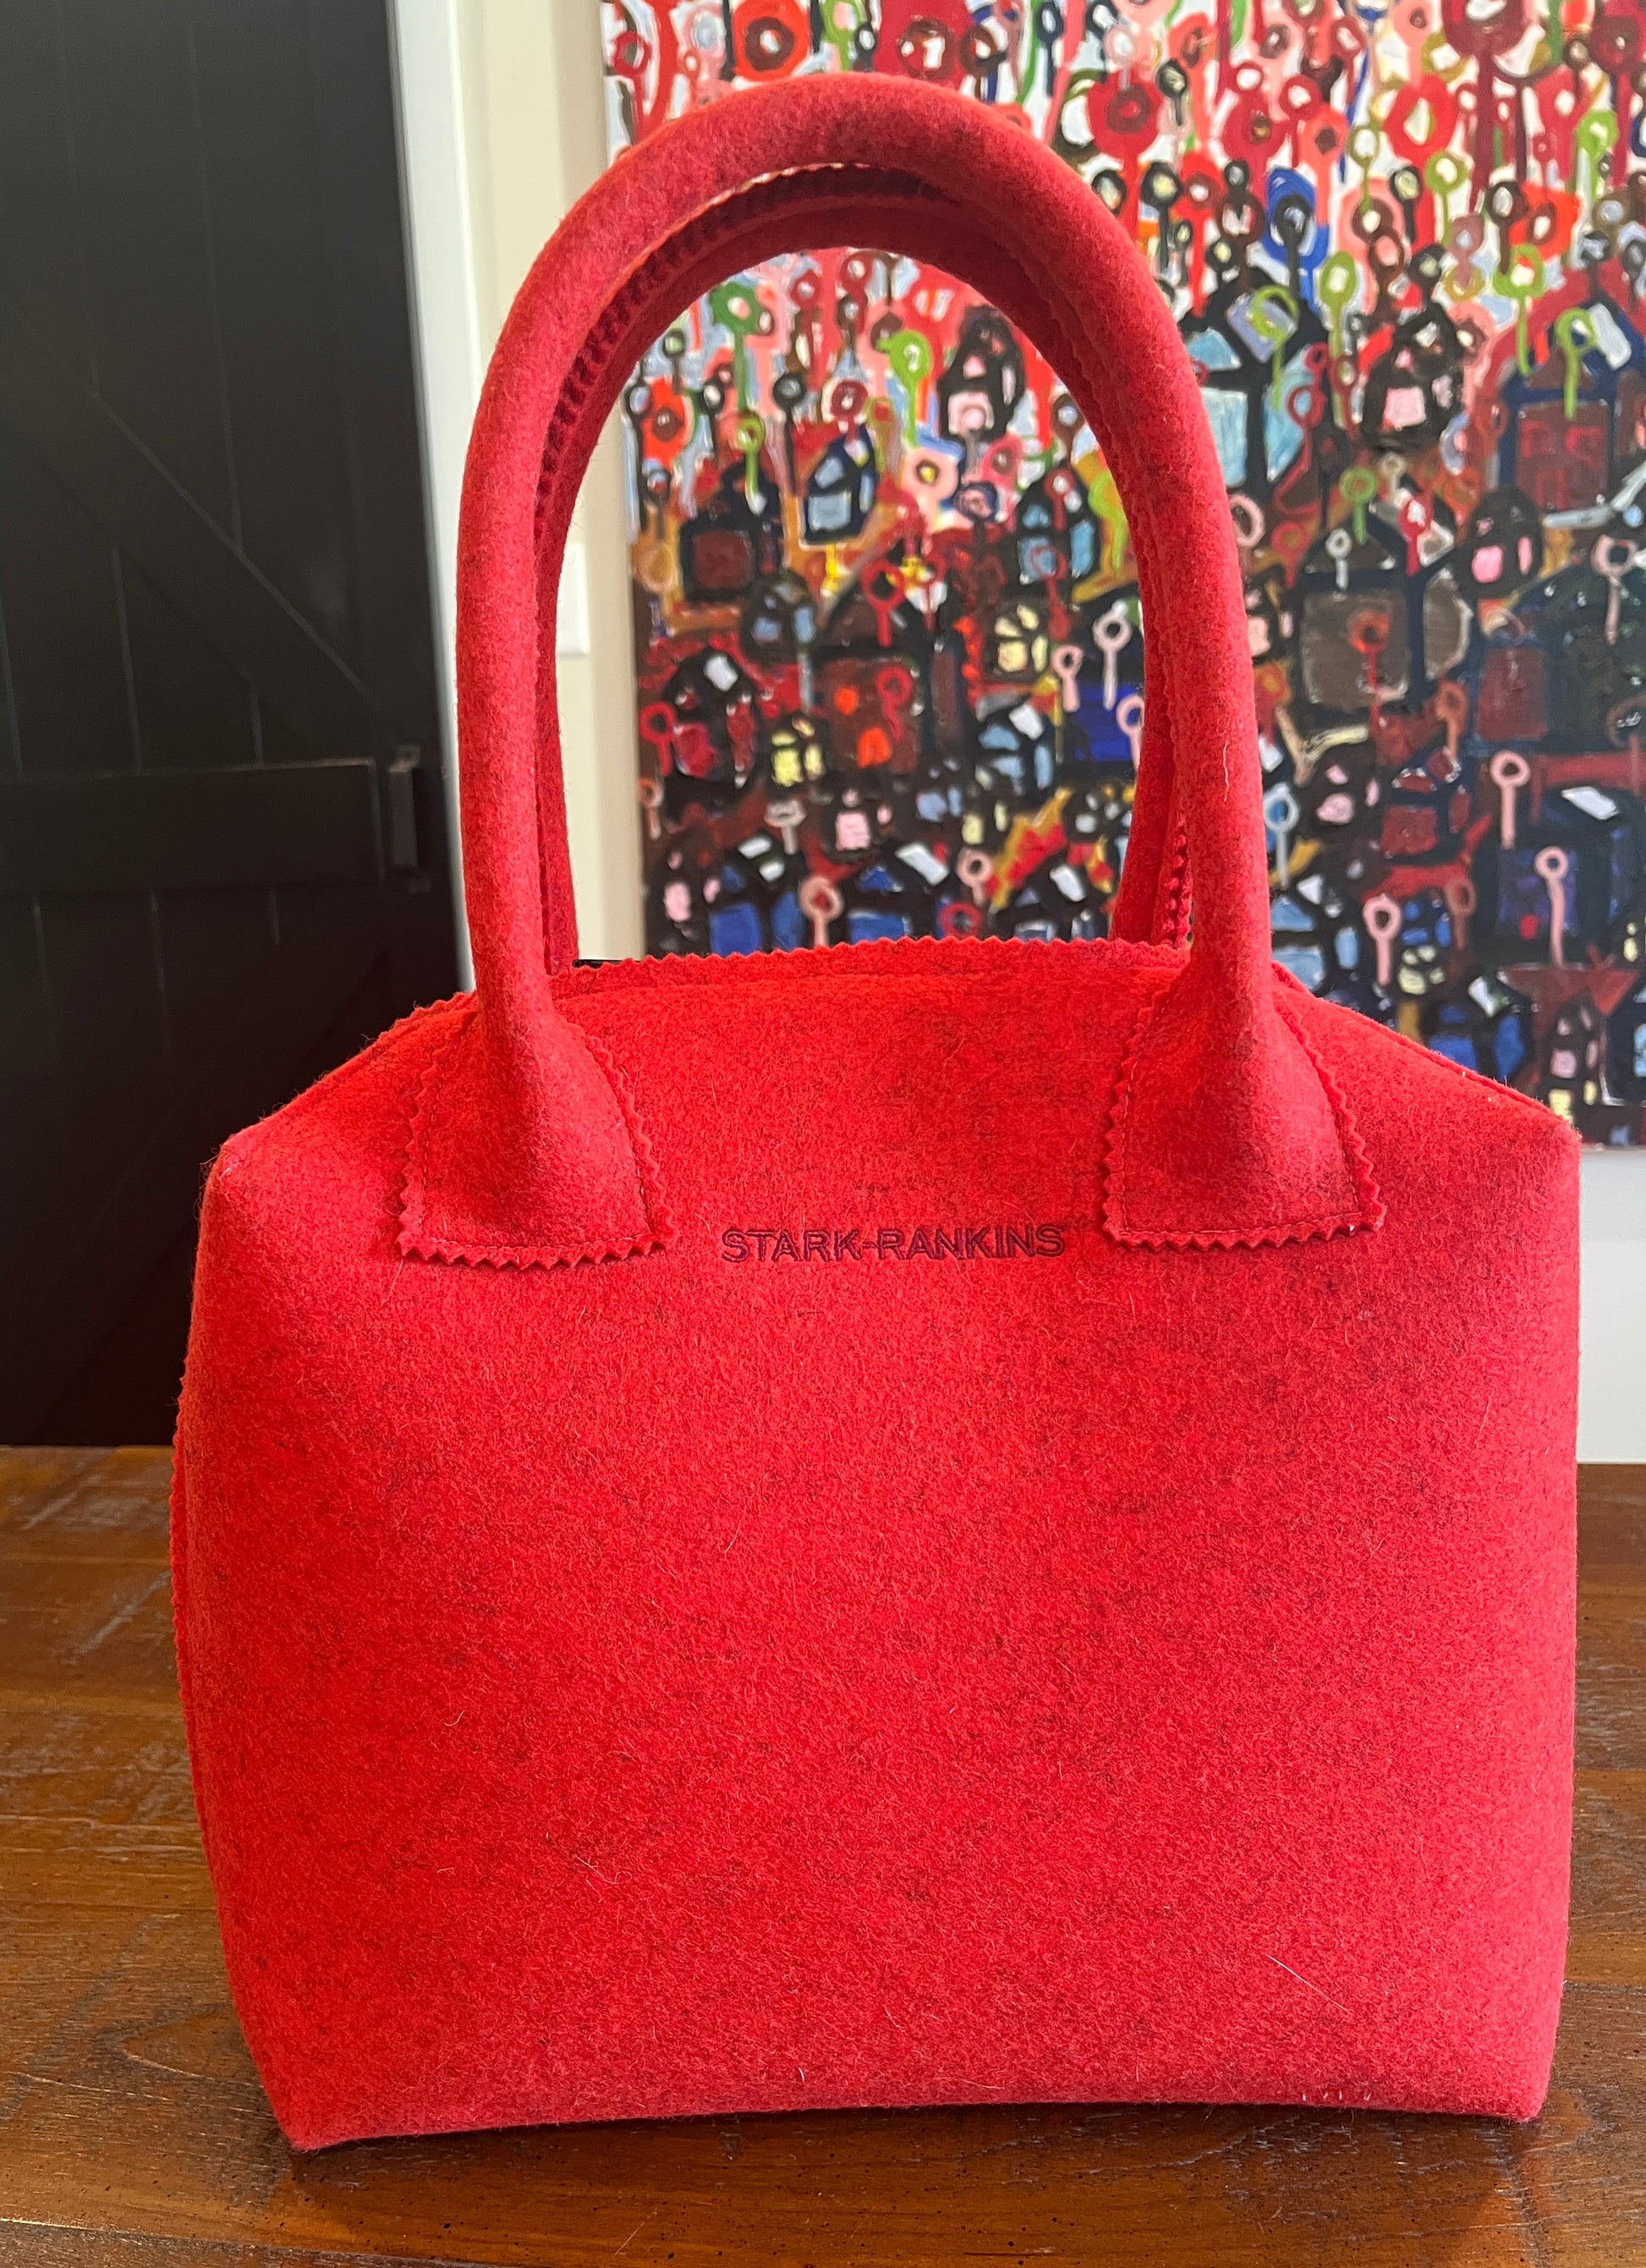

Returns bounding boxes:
[2,1449,1641,2268]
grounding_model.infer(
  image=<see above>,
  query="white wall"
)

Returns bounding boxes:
[1580,1157,1646,1460]
[390,0,640,971]
[391,4,1644,1455]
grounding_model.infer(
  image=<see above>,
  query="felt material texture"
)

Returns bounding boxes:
[176,944,1578,2149]
[452,77,1356,1256]
[173,77,1582,2151]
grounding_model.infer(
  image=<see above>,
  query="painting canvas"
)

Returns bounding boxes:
[601,0,1646,1144]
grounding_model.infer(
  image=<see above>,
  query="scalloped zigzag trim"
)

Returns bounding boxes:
[554,927,1184,1000]
[1154,815,1193,950]
[396,1005,675,1270]
[1102,978,1386,1251]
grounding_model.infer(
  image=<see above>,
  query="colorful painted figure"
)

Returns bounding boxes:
[605,0,1646,1145]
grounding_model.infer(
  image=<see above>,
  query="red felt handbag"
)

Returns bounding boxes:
[173,75,1579,2150]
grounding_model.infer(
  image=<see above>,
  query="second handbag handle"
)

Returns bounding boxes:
[524,135,1191,955]
[409,75,1379,1266]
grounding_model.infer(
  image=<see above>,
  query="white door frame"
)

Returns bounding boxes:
[389,0,641,980]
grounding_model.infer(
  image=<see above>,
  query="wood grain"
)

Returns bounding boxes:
[2,1449,1643,2268]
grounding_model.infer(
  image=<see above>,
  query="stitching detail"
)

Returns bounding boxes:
[397,1005,676,1269]
[1155,817,1193,949]
[397,1008,478,1255]
[398,941,1185,1271]
[557,930,1182,999]
[1102,978,1385,1249]
[584,1024,676,1246]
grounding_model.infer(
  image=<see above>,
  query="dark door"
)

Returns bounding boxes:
[0,2,458,1444]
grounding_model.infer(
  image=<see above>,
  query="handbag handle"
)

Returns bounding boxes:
[401,76,1380,1266]
[521,162,1187,957]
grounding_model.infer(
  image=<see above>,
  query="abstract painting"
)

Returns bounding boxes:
[601,0,1646,1142]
